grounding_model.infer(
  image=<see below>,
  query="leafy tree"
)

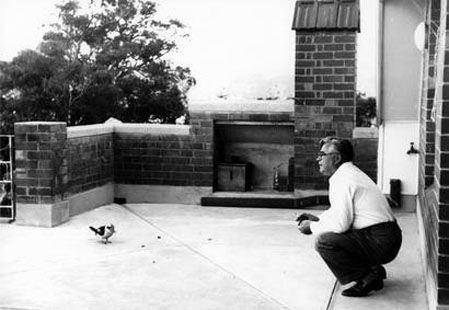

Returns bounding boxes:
[356,91,377,127]
[0,0,195,133]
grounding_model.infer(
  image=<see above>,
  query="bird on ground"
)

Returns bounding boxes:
[89,223,116,244]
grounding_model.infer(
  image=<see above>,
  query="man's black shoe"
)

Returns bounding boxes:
[372,265,386,279]
[341,276,384,297]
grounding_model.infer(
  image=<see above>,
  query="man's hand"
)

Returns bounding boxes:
[298,220,312,235]
[296,213,320,224]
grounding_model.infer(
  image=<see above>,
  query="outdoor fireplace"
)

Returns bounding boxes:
[214,121,294,192]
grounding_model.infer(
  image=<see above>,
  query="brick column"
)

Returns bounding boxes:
[433,0,449,307]
[417,2,441,308]
[420,0,439,189]
[14,122,68,227]
[294,31,357,189]
[189,112,215,187]
[291,0,359,190]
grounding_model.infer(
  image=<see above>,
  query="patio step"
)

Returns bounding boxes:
[201,191,329,209]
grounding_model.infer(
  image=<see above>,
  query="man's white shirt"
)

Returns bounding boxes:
[310,162,395,235]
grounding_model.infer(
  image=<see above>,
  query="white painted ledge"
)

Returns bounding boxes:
[353,127,379,138]
[67,122,190,138]
[68,124,114,138]
[189,99,294,113]
[112,123,190,135]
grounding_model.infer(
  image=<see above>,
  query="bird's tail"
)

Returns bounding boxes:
[89,226,99,234]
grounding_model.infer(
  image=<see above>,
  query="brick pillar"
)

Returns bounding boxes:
[189,112,215,187]
[291,0,359,190]
[14,122,68,227]
[418,2,440,308]
[434,0,449,307]
[294,31,357,189]
[420,0,439,189]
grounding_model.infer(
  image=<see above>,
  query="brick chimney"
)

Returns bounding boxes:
[292,0,360,189]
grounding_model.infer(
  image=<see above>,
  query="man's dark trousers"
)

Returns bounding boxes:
[314,221,402,284]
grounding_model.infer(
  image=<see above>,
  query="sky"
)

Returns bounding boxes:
[0,0,377,100]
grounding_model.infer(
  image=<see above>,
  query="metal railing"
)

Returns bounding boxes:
[0,135,15,221]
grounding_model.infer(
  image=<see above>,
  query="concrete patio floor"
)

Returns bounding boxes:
[0,203,427,310]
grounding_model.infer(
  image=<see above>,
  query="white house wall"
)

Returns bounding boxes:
[380,0,422,121]
[378,121,420,196]
[378,0,424,207]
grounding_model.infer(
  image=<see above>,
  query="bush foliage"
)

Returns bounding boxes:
[0,0,195,133]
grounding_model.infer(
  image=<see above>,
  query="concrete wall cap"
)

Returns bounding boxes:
[68,124,114,138]
[67,122,190,137]
[113,123,190,135]
[14,121,66,125]
[189,99,294,113]
[353,127,379,138]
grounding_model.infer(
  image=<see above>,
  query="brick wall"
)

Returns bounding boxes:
[15,124,115,202]
[420,184,439,306]
[294,31,357,189]
[109,108,375,192]
[14,122,67,204]
[67,134,114,195]
[420,0,439,189]
[113,132,212,186]
[418,0,440,307]
[429,0,449,307]
[13,122,69,226]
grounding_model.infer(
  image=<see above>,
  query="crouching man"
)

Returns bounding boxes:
[298,137,402,297]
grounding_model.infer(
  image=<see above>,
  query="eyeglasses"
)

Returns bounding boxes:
[316,151,339,159]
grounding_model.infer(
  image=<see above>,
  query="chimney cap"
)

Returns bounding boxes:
[292,0,360,32]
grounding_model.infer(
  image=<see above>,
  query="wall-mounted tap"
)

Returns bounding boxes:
[406,142,419,155]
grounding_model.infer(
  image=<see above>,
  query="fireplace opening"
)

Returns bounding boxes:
[214,121,294,193]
